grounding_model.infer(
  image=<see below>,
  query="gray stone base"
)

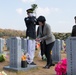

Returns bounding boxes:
[53,61,58,64]
[3,65,37,71]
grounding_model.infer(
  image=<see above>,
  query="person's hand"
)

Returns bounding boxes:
[35,38,41,42]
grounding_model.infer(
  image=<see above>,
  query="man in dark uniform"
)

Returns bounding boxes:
[24,8,36,65]
[24,8,36,39]
[71,16,76,36]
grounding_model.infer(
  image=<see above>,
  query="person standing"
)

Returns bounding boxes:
[71,16,76,36]
[36,16,55,69]
[24,8,36,65]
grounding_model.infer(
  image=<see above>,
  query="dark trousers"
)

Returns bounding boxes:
[40,41,46,57]
[44,42,55,65]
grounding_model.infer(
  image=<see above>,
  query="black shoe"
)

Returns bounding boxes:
[43,64,55,69]
[30,62,36,65]
[47,63,55,68]
[43,65,50,69]
[50,63,55,66]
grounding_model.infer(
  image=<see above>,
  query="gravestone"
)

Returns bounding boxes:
[66,37,76,75]
[21,38,27,53]
[4,37,22,70]
[52,39,61,63]
[9,37,22,68]
[61,40,64,50]
[6,38,11,50]
[0,38,5,53]
[4,37,37,71]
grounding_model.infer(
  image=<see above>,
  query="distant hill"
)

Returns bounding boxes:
[0,28,26,38]
[0,28,71,40]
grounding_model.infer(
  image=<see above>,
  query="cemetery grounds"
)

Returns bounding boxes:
[0,47,66,75]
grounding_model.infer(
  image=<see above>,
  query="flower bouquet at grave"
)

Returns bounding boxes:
[21,53,27,68]
[0,54,5,62]
[0,71,7,75]
[21,54,27,61]
[0,53,9,62]
[36,42,40,50]
[55,58,67,75]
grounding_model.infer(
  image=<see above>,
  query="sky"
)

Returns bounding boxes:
[0,0,76,33]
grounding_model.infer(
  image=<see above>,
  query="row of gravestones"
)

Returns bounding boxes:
[0,38,28,53]
[53,37,76,75]
[2,37,61,70]
[0,37,64,71]
[5,37,28,69]
[0,37,65,54]
[0,37,76,74]
[0,37,64,63]
[6,37,27,53]
[3,37,35,71]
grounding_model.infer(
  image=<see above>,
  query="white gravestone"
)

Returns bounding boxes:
[61,40,64,50]
[9,37,22,68]
[0,38,5,53]
[52,39,61,63]
[6,38,11,50]
[4,37,37,71]
[66,37,76,75]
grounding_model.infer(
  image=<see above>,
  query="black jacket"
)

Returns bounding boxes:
[71,25,76,37]
[24,16,36,39]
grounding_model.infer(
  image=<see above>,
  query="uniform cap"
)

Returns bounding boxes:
[26,8,34,13]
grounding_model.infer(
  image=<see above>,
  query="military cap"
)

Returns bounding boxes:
[26,8,34,13]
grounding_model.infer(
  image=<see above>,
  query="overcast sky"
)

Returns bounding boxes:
[0,0,76,32]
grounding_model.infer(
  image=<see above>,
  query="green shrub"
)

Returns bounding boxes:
[0,54,5,62]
